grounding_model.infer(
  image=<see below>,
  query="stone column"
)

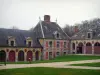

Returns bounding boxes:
[33,52,35,61]
[24,52,27,61]
[15,52,18,62]
[84,44,86,54]
[92,44,94,54]
[39,51,41,60]
[75,44,78,54]
[6,52,9,62]
[70,42,73,54]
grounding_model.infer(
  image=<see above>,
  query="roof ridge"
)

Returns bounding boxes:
[39,17,45,38]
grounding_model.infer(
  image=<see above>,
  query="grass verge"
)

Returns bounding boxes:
[71,62,100,67]
[0,67,100,75]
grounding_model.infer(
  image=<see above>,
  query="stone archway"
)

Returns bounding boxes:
[94,42,100,54]
[72,43,75,50]
[49,52,52,59]
[0,50,6,62]
[27,51,33,61]
[86,42,92,54]
[77,42,83,54]
[9,50,15,62]
[18,51,24,61]
[35,51,39,60]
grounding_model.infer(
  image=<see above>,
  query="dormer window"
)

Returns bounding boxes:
[8,36,16,46]
[28,41,32,47]
[87,32,92,39]
[26,37,32,47]
[11,41,14,46]
[53,31,60,39]
[57,33,60,38]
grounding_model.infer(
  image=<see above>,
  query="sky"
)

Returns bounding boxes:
[0,0,100,30]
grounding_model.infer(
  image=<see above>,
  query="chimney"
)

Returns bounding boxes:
[44,15,50,23]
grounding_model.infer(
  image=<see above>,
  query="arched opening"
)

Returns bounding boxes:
[27,51,33,61]
[72,43,75,50]
[63,52,66,55]
[86,42,92,54]
[49,52,52,59]
[56,52,60,56]
[77,42,83,54]
[9,50,15,62]
[18,51,24,61]
[94,42,100,54]
[0,50,6,62]
[35,51,39,60]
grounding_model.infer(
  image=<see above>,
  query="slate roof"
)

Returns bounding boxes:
[71,24,100,40]
[0,21,70,47]
[31,21,70,40]
[0,28,42,47]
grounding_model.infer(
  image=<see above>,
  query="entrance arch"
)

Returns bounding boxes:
[18,51,24,61]
[35,51,39,60]
[72,43,75,50]
[27,51,33,61]
[49,52,52,59]
[94,42,100,54]
[77,42,83,54]
[0,50,6,62]
[86,42,92,54]
[9,50,15,62]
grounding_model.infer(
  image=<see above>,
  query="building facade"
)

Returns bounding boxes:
[71,26,100,54]
[1,15,100,62]
[0,15,70,62]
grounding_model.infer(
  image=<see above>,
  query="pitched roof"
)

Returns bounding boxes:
[31,21,70,40]
[71,25,100,40]
[0,28,42,47]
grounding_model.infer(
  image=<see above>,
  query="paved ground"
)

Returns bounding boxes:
[0,59,100,70]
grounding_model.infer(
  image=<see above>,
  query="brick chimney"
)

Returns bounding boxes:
[44,15,50,23]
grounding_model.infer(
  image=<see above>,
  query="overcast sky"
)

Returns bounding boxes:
[0,0,100,30]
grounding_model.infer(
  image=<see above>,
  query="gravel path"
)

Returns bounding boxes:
[0,59,100,70]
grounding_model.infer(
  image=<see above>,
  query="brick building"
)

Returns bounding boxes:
[0,15,70,62]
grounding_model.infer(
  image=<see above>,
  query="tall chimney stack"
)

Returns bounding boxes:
[44,15,50,23]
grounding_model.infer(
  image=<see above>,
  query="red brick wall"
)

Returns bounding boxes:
[46,41,48,47]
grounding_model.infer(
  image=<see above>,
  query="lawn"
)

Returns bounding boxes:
[71,62,100,67]
[0,55,100,64]
[0,67,100,75]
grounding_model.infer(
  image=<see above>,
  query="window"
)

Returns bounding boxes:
[49,41,52,47]
[8,36,16,46]
[57,33,59,38]
[28,41,31,47]
[26,37,32,47]
[53,31,60,39]
[11,41,14,46]
[64,42,67,48]
[87,32,92,39]
[57,41,60,47]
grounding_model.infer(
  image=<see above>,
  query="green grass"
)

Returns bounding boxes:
[0,55,100,64]
[71,62,100,67]
[0,67,100,75]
